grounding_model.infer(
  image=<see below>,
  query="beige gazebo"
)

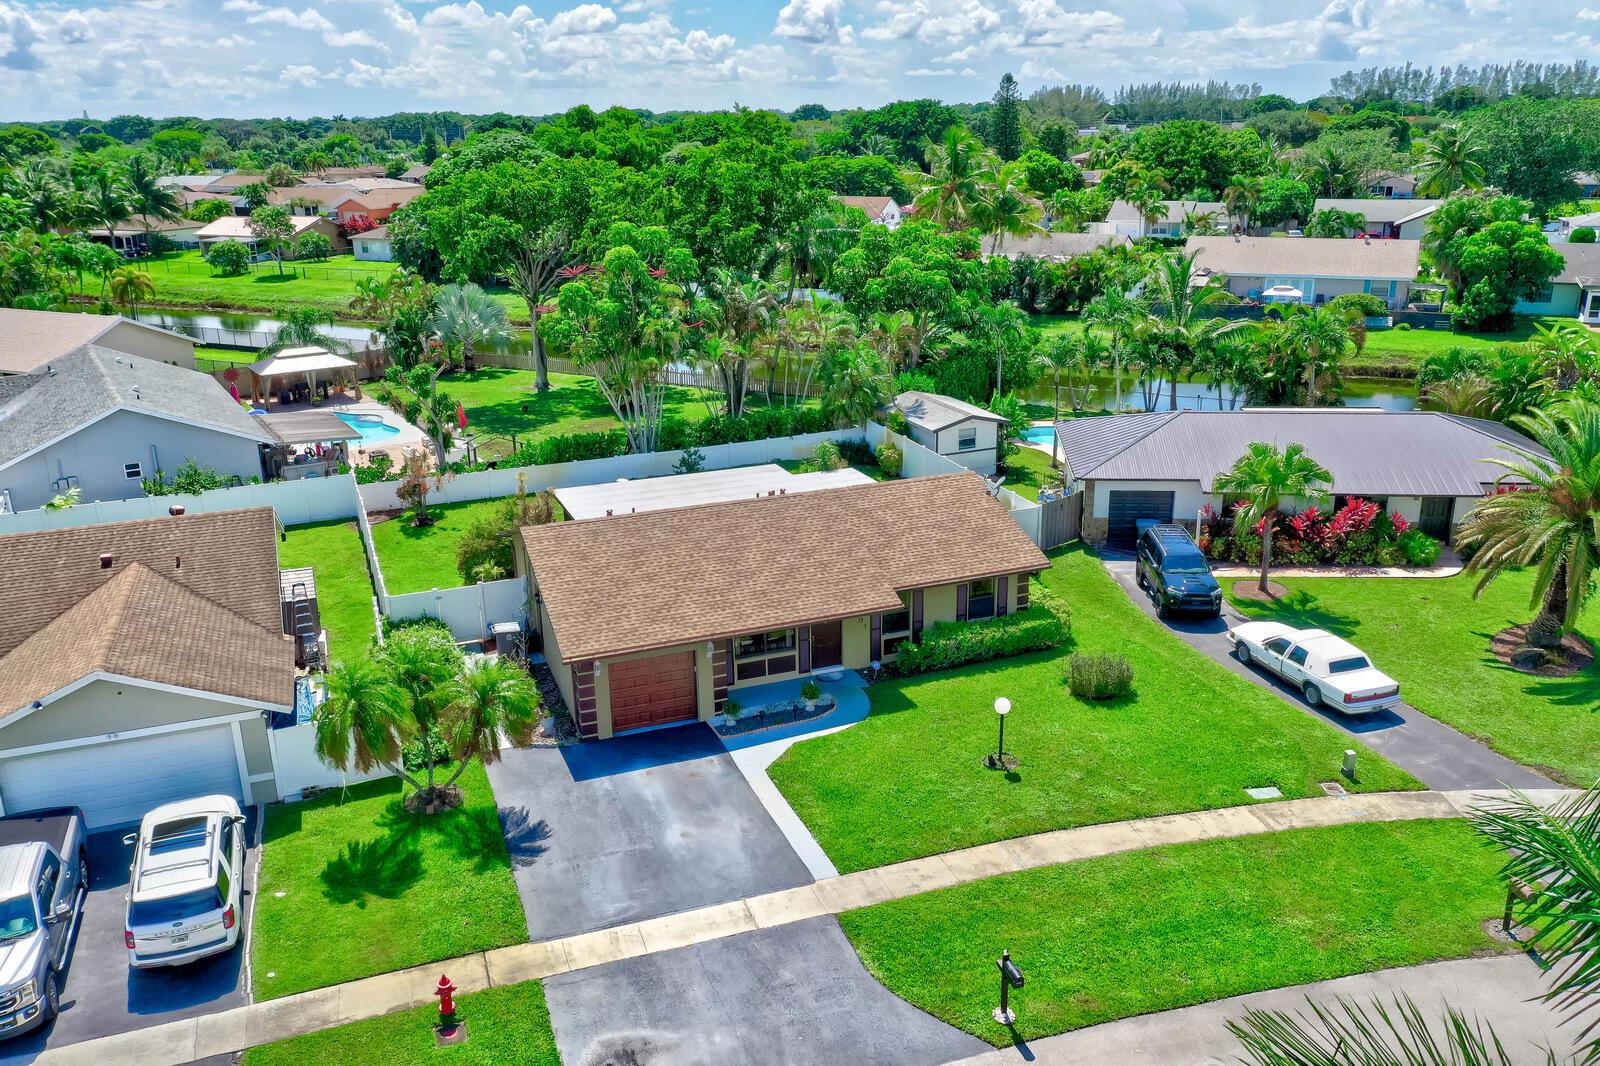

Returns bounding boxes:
[249,346,359,408]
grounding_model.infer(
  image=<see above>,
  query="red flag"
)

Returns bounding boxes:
[229,383,241,403]
[456,401,468,430]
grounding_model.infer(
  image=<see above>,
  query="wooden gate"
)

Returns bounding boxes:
[1037,491,1082,549]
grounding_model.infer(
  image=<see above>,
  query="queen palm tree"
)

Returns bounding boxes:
[1138,251,1250,410]
[429,282,512,372]
[1457,400,1600,651]
[74,167,134,241]
[438,657,541,793]
[1298,144,1352,198]
[125,154,182,244]
[1280,304,1352,406]
[972,161,1045,253]
[1213,442,1333,595]
[1083,267,1145,411]
[1222,174,1264,232]
[911,126,993,230]
[108,266,155,317]
[818,345,890,433]
[312,659,422,787]
[1416,124,1487,198]
[701,270,778,417]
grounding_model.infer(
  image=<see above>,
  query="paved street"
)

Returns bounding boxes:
[1102,559,1556,791]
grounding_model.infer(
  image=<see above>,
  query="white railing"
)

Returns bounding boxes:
[385,578,527,643]
[0,474,361,536]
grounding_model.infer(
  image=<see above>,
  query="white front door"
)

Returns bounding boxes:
[1583,290,1600,322]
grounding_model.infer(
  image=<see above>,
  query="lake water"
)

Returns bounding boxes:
[1017,374,1420,413]
[132,308,376,349]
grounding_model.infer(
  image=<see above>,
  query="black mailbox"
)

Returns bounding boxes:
[994,949,1025,1024]
[999,950,1025,989]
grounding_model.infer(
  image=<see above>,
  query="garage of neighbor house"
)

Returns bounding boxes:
[0,509,296,829]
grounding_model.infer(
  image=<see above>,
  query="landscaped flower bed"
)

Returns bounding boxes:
[1199,498,1442,568]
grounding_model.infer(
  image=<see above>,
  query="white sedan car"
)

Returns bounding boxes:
[1227,622,1401,714]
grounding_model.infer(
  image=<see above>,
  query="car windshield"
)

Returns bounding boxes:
[0,896,35,941]
[1328,656,1372,674]
[1164,553,1211,575]
[129,887,222,927]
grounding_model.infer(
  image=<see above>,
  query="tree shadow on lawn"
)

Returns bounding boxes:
[316,787,518,903]
[320,836,425,906]
[1468,623,1600,708]
[1229,587,1360,636]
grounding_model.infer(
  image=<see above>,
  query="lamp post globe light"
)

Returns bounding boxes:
[989,697,1012,769]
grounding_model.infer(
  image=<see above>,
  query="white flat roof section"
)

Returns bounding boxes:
[554,463,875,520]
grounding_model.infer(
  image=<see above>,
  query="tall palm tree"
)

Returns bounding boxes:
[1222,174,1264,232]
[1213,442,1333,595]
[429,282,512,371]
[439,657,541,792]
[1137,251,1250,410]
[1416,124,1487,198]
[1083,271,1145,411]
[701,270,777,417]
[125,154,181,243]
[312,659,422,788]
[972,161,1045,253]
[1125,183,1169,237]
[1280,304,1352,406]
[911,126,993,230]
[108,266,155,317]
[1298,144,1352,198]
[13,161,68,232]
[74,167,134,240]
[1457,400,1600,650]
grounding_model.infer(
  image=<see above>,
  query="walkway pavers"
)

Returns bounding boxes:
[39,787,1573,1066]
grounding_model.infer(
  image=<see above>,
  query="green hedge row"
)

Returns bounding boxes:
[892,585,1070,676]
[505,406,837,467]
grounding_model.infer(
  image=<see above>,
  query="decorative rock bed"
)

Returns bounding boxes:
[713,692,838,738]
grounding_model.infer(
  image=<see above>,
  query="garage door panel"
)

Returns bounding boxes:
[0,725,244,829]
[609,652,697,733]
[1107,490,1175,547]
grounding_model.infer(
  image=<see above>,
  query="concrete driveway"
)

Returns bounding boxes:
[488,724,814,942]
[0,813,257,1063]
[544,916,990,1066]
[1102,558,1555,791]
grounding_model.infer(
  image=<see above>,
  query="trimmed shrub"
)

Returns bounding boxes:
[876,441,903,477]
[892,587,1070,676]
[838,437,875,466]
[506,429,628,466]
[1572,226,1597,244]
[1327,292,1388,318]
[1066,653,1134,700]
[1398,528,1442,567]
[205,239,251,276]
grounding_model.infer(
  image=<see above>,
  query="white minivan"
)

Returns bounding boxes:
[123,797,246,969]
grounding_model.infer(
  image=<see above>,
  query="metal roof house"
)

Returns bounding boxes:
[1054,409,1541,547]
[1312,198,1443,239]
[893,391,1008,475]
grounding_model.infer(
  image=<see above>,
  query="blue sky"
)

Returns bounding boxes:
[0,0,1594,121]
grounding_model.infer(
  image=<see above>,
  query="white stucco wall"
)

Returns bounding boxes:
[352,238,394,262]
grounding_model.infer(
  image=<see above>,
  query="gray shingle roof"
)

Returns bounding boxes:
[1056,409,1542,497]
[0,345,273,470]
[894,391,1007,431]
[1550,244,1600,286]
[1313,198,1443,224]
[981,231,1130,259]
[1105,199,1226,222]
[1186,235,1421,281]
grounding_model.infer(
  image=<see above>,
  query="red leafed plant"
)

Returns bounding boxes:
[1327,498,1379,537]
[1388,511,1411,535]
[341,214,378,236]
[534,303,558,315]
[1289,505,1322,540]
[556,264,594,279]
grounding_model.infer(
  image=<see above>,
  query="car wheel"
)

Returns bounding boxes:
[78,855,89,889]
[42,970,59,1021]
[1234,642,1251,665]
[1303,682,1323,708]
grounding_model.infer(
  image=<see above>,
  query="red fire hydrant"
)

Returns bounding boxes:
[434,974,458,1030]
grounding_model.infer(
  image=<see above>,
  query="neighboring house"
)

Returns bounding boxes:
[1369,173,1419,198]
[305,165,387,181]
[1513,243,1600,325]
[400,163,431,184]
[1543,211,1600,244]
[1185,235,1421,308]
[85,218,206,255]
[1090,200,1229,239]
[1055,408,1541,547]
[0,345,272,513]
[351,225,393,262]
[156,174,218,189]
[1080,168,1105,187]
[835,195,904,228]
[0,309,196,375]
[893,391,1008,475]
[980,231,1131,261]
[195,214,348,259]
[272,180,425,223]
[197,172,269,194]
[1312,198,1442,239]
[1574,173,1600,199]
[0,508,295,827]
[517,473,1048,740]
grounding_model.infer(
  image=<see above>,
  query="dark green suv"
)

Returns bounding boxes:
[1135,524,1222,618]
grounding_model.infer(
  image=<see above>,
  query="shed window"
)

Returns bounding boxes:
[957,427,977,451]
[124,462,143,480]
[967,578,997,620]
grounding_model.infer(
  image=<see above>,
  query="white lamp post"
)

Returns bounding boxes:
[994,697,1011,766]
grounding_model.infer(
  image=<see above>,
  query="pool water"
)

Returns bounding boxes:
[336,412,401,444]
[1020,426,1055,443]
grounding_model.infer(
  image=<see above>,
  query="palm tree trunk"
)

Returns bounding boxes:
[1529,560,1569,649]
[528,307,550,392]
[1258,522,1274,595]
[1306,343,1319,406]
[1168,370,1179,411]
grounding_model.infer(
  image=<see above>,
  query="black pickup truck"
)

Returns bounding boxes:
[0,807,89,1038]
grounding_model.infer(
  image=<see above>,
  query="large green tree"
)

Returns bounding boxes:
[988,74,1024,162]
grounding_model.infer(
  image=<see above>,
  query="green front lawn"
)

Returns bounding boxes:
[768,546,1419,873]
[370,497,520,595]
[840,820,1506,1046]
[252,762,526,999]
[141,250,400,317]
[245,981,560,1065]
[277,519,378,663]
[1349,315,1568,376]
[1228,571,1600,784]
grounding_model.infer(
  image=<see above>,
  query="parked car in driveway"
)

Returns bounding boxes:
[0,807,89,1039]
[1136,523,1223,618]
[1228,622,1401,713]
[124,797,246,969]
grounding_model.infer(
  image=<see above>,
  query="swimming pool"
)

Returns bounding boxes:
[1019,425,1055,444]
[336,412,401,444]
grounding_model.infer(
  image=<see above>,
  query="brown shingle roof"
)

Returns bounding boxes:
[0,564,294,716]
[521,473,1048,663]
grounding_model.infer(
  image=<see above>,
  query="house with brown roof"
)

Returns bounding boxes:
[1185,234,1421,309]
[0,509,296,827]
[834,195,905,229]
[517,473,1048,740]
[272,181,425,223]
[0,309,195,375]
[194,214,348,259]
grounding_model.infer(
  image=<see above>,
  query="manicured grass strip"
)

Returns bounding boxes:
[370,496,515,595]
[999,444,1061,496]
[244,980,560,1065]
[277,519,377,663]
[252,761,526,1000]
[1229,571,1600,784]
[140,250,403,317]
[768,546,1419,873]
[840,820,1506,1046]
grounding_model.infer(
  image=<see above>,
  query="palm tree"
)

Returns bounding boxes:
[438,658,541,792]
[1137,251,1250,410]
[1424,374,1497,418]
[1280,305,1352,406]
[13,161,68,232]
[911,126,993,230]
[858,133,897,160]
[1083,271,1145,411]
[1125,183,1168,237]
[1222,174,1264,232]
[1213,442,1333,595]
[1298,144,1352,198]
[818,345,890,433]
[429,282,512,371]
[379,630,464,804]
[74,167,134,240]
[1416,124,1487,198]
[125,154,181,244]
[1457,400,1600,651]
[972,162,1045,253]
[264,306,354,355]
[108,266,155,317]
[312,659,423,788]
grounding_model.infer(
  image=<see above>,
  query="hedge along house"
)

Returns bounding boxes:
[517,473,1048,741]
[1054,409,1542,549]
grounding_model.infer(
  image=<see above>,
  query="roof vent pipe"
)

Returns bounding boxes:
[605,508,613,516]
[168,504,185,516]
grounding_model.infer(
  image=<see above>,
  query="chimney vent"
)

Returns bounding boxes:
[99,553,113,569]
[168,504,185,516]
[175,555,182,570]
[605,508,613,516]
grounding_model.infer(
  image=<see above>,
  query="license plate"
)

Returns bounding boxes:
[170,934,189,945]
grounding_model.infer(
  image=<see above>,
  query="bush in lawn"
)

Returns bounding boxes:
[1399,528,1442,566]
[205,239,251,276]
[1066,653,1134,700]
[1572,226,1597,244]
[296,230,332,262]
[876,441,903,477]
[455,484,556,583]
[892,587,1070,676]
[814,439,846,471]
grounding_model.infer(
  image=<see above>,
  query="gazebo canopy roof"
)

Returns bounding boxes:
[249,347,358,377]
[256,410,360,445]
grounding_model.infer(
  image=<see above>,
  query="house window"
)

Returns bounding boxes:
[957,427,977,452]
[736,628,795,658]
[123,462,143,480]
[967,578,997,620]
[882,592,912,656]
[734,627,799,681]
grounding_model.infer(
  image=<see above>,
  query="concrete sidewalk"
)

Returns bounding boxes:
[35,787,1572,1066]
[949,955,1570,1065]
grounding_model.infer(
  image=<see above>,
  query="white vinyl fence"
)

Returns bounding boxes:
[0,473,360,535]
[269,720,393,800]
[385,577,527,642]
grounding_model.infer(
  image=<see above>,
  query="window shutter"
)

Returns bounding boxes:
[870,613,883,661]
[956,583,968,621]
[911,589,924,638]
[996,575,1009,617]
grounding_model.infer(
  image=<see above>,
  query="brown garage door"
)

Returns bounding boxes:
[608,651,698,733]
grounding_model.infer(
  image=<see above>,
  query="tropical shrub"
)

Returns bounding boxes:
[355,452,395,484]
[1399,528,1443,566]
[141,459,229,496]
[506,429,629,466]
[672,446,706,474]
[295,230,332,262]
[876,441,903,477]
[455,488,556,583]
[1200,498,1439,568]
[205,239,251,276]
[1572,227,1597,244]
[813,439,845,471]
[1327,292,1388,318]
[1066,653,1134,700]
[892,587,1070,676]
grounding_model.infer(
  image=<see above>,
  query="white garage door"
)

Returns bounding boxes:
[0,725,245,830]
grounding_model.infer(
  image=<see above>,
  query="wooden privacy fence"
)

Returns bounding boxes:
[1036,491,1083,549]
